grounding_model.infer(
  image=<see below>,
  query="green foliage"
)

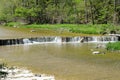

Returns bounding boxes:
[15,7,38,17]
[106,42,120,51]
[5,22,21,27]
[0,0,120,24]
[15,7,28,17]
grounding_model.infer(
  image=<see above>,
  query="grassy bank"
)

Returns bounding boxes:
[5,22,120,35]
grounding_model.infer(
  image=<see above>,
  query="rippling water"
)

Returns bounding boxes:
[0,43,120,80]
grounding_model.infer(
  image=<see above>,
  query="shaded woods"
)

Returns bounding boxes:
[0,0,120,24]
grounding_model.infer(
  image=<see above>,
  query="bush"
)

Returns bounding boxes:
[5,22,21,27]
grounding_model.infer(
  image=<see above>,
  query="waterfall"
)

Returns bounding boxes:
[72,37,81,42]
[0,36,119,46]
[23,39,31,44]
[29,36,118,44]
[54,37,62,43]
[86,36,118,43]
[111,36,118,42]
[92,37,98,42]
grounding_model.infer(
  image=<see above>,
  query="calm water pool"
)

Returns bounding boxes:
[0,43,120,80]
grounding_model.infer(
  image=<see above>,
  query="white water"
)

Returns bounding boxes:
[23,39,31,44]
[54,37,62,43]
[88,36,118,43]
[22,36,118,45]
[0,67,55,80]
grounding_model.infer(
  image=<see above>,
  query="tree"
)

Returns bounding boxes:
[0,0,120,25]
[113,0,120,25]
[84,0,88,23]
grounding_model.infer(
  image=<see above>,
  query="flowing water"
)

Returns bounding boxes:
[0,42,120,80]
[0,36,118,46]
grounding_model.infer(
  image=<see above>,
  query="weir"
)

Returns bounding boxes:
[0,36,118,46]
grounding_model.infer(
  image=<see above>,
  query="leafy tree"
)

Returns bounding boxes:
[0,0,120,25]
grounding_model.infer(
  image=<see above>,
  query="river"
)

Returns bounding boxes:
[0,43,120,80]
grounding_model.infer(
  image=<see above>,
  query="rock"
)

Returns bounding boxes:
[92,51,105,54]
[30,30,36,32]
[92,51,100,54]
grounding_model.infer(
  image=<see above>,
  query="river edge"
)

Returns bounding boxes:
[0,26,102,39]
[0,63,55,80]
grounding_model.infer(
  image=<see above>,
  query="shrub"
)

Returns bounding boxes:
[5,22,21,27]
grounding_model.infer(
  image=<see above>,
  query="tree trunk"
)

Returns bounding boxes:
[113,0,120,25]
[84,0,88,23]
[36,0,39,5]
[89,0,95,24]
[113,0,117,24]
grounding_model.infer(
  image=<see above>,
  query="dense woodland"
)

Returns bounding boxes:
[0,0,120,24]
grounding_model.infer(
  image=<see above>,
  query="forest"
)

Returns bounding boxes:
[0,0,120,25]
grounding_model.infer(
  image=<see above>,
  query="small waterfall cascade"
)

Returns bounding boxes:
[71,37,81,42]
[91,37,98,42]
[0,36,118,46]
[54,37,62,43]
[23,39,31,44]
[85,36,118,43]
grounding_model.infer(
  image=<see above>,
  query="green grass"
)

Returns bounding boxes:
[5,22,120,35]
[5,22,21,27]
[106,42,120,51]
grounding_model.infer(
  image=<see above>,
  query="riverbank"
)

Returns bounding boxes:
[5,23,120,35]
[0,25,102,39]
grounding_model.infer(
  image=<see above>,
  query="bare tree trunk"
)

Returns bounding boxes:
[84,0,88,23]
[36,0,39,5]
[89,0,95,24]
[113,0,120,25]
[113,0,117,24]
[52,16,55,24]
[57,16,63,24]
